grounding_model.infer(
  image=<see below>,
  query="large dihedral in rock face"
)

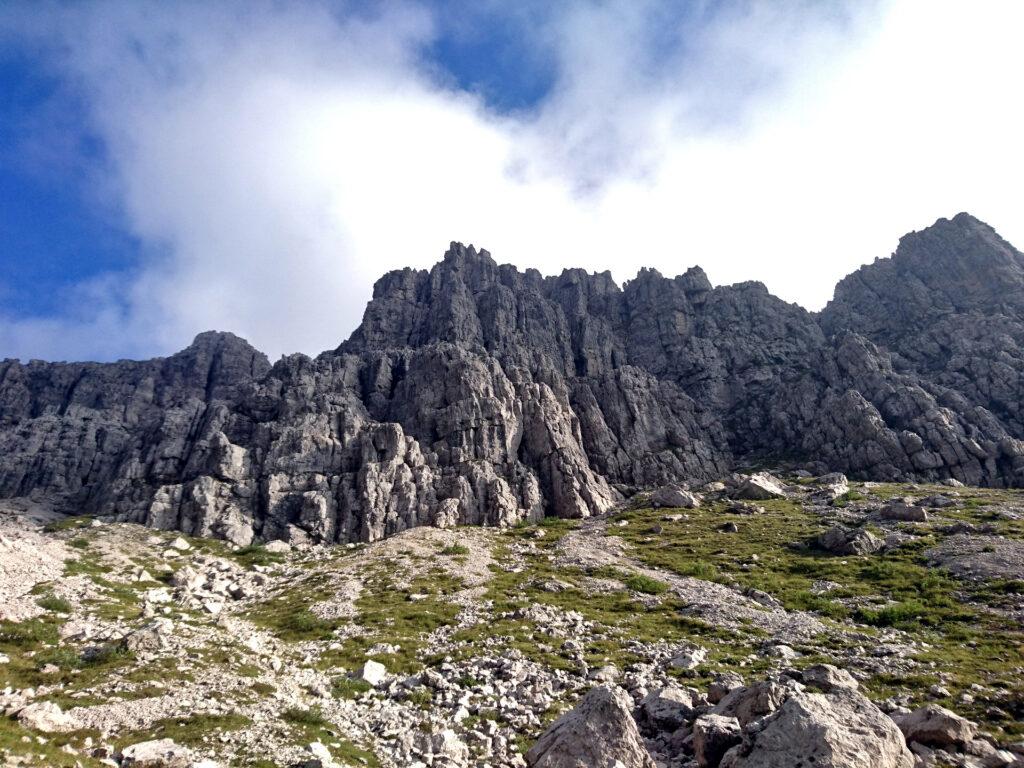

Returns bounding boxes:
[2,213,1024,545]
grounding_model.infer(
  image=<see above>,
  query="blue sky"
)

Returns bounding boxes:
[1,1,1022,362]
[0,51,126,318]
[0,1,551,321]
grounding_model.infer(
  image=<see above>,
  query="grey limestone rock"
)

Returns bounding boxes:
[818,525,884,556]
[524,685,655,768]
[711,679,795,727]
[638,685,695,732]
[650,485,702,509]
[800,664,860,693]
[879,500,930,522]
[3,216,1024,543]
[719,688,913,768]
[893,704,977,749]
[694,713,743,768]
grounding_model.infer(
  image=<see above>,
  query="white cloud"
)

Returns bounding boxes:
[1,0,1022,362]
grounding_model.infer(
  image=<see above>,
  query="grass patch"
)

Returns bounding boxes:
[403,687,433,708]
[247,575,339,642]
[115,713,250,750]
[856,599,928,628]
[279,704,382,766]
[43,516,93,533]
[36,594,73,614]
[283,706,330,728]
[619,572,670,595]
[439,544,470,556]
[315,567,464,675]
[0,617,60,647]
[277,609,338,640]
[0,716,106,767]
[611,490,1024,738]
[832,490,865,507]
[230,544,285,569]
[332,677,372,699]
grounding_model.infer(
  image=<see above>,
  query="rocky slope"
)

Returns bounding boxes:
[2,475,1023,767]
[2,213,1024,546]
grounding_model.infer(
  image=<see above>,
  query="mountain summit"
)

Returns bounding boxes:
[2,215,1024,545]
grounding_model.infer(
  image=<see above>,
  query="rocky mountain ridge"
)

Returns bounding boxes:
[2,212,1024,545]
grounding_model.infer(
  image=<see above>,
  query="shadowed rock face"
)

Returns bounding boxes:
[2,213,1024,544]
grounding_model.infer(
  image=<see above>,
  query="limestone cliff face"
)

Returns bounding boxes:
[821,212,1024,439]
[2,213,1023,544]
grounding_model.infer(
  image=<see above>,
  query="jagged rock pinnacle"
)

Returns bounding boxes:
[1,214,1023,545]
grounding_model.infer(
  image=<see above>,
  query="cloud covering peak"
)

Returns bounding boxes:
[1,0,1022,361]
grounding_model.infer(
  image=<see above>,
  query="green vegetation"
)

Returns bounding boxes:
[0,616,60,648]
[855,599,928,627]
[831,490,864,507]
[282,706,330,729]
[275,608,338,640]
[609,488,1024,737]
[43,516,94,533]
[403,687,434,709]
[10,475,1020,767]
[0,611,135,699]
[332,676,372,699]
[230,544,286,568]
[619,572,670,595]
[247,574,340,641]
[0,716,106,767]
[280,708,380,768]
[115,713,251,750]
[324,569,463,675]
[36,594,73,614]
[438,519,773,684]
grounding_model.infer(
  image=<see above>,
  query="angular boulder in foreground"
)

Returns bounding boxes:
[719,688,913,768]
[525,685,655,768]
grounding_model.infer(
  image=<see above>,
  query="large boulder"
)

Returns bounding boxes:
[707,672,745,704]
[16,701,80,733]
[412,729,470,766]
[817,524,883,555]
[354,659,387,686]
[893,704,977,748]
[879,501,929,522]
[525,685,656,768]
[719,688,913,768]
[122,618,175,653]
[712,680,793,727]
[730,474,786,501]
[801,664,859,693]
[120,739,195,768]
[638,685,694,732]
[694,714,742,768]
[650,485,702,509]
[815,473,850,501]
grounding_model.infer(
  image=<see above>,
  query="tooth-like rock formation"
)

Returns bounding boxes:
[2,213,1023,544]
